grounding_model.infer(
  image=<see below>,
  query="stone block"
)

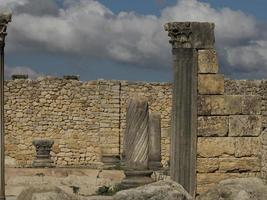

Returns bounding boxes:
[229,115,262,137]
[198,95,241,115]
[197,95,224,115]
[196,172,260,194]
[242,95,262,115]
[198,74,224,95]
[197,158,219,173]
[197,137,235,158]
[198,49,218,74]
[219,157,260,172]
[197,116,228,137]
[235,137,261,157]
[224,95,242,115]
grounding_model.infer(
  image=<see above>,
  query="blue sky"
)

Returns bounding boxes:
[1,0,267,81]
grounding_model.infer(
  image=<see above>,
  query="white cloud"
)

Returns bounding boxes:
[2,0,267,78]
[5,65,41,79]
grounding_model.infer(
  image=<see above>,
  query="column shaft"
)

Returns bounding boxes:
[170,48,197,195]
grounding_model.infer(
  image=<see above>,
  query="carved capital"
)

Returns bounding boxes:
[164,22,215,49]
[0,12,12,47]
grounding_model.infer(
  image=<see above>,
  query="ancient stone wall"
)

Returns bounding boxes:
[196,49,263,194]
[4,77,172,168]
[3,50,267,195]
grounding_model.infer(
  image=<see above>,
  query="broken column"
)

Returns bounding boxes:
[121,98,153,189]
[148,112,162,170]
[32,139,54,168]
[164,22,215,196]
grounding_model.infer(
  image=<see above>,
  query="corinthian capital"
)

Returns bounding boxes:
[164,22,215,49]
[0,12,12,47]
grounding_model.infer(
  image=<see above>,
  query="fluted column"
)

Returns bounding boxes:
[0,13,11,200]
[164,22,215,196]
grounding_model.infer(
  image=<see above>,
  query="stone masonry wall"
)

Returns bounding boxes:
[3,51,267,194]
[196,49,263,194]
[4,77,172,168]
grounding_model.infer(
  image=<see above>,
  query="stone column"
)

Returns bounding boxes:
[0,13,11,200]
[121,98,153,189]
[32,139,54,168]
[164,22,215,196]
[261,128,267,183]
[148,112,162,170]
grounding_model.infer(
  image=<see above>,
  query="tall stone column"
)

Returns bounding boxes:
[0,13,11,200]
[164,22,215,196]
[148,112,162,170]
[121,98,153,189]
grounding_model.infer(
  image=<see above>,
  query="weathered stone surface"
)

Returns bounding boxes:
[148,112,162,170]
[229,115,262,137]
[121,98,154,189]
[235,137,261,157]
[224,95,242,115]
[123,98,149,170]
[170,48,197,196]
[198,116,228,137]
[198,95,243,115]
[164,22,215,49]
[114,180,193,200]
[198,177,267,200]
[5,156,17,167]
[197,138,235,158]
[32,139,54,168]
[198,49,218,74]
[219,158,260,172]
[196,173,260,195]
[17,185,78,200]
[242,95,262,115]
[197,158,219,173]
[120,170,154,189]
[198,74,224,94]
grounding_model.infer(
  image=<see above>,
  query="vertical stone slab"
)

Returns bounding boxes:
[164,22,215,196]
[148,112,162,170]
[121,98,153,189]
[124,98,149,170]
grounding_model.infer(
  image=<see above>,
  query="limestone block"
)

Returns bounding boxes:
[197,137,235,157]
[198,49,218,74]
[197,173,243,194]
[229,115,262,137]
[198,74,224,95]
[197,95,224,115]
[197,158,219,173]
[235,137,261,157]
[219,157,260,172]
[198,95,241,115]
[197,116,228,137]
[224,95,242,115]
[242,95,262,115]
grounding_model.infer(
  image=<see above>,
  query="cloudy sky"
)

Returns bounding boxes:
[0,0,267,81]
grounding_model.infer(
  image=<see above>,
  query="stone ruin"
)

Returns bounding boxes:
[1,11,267,198]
